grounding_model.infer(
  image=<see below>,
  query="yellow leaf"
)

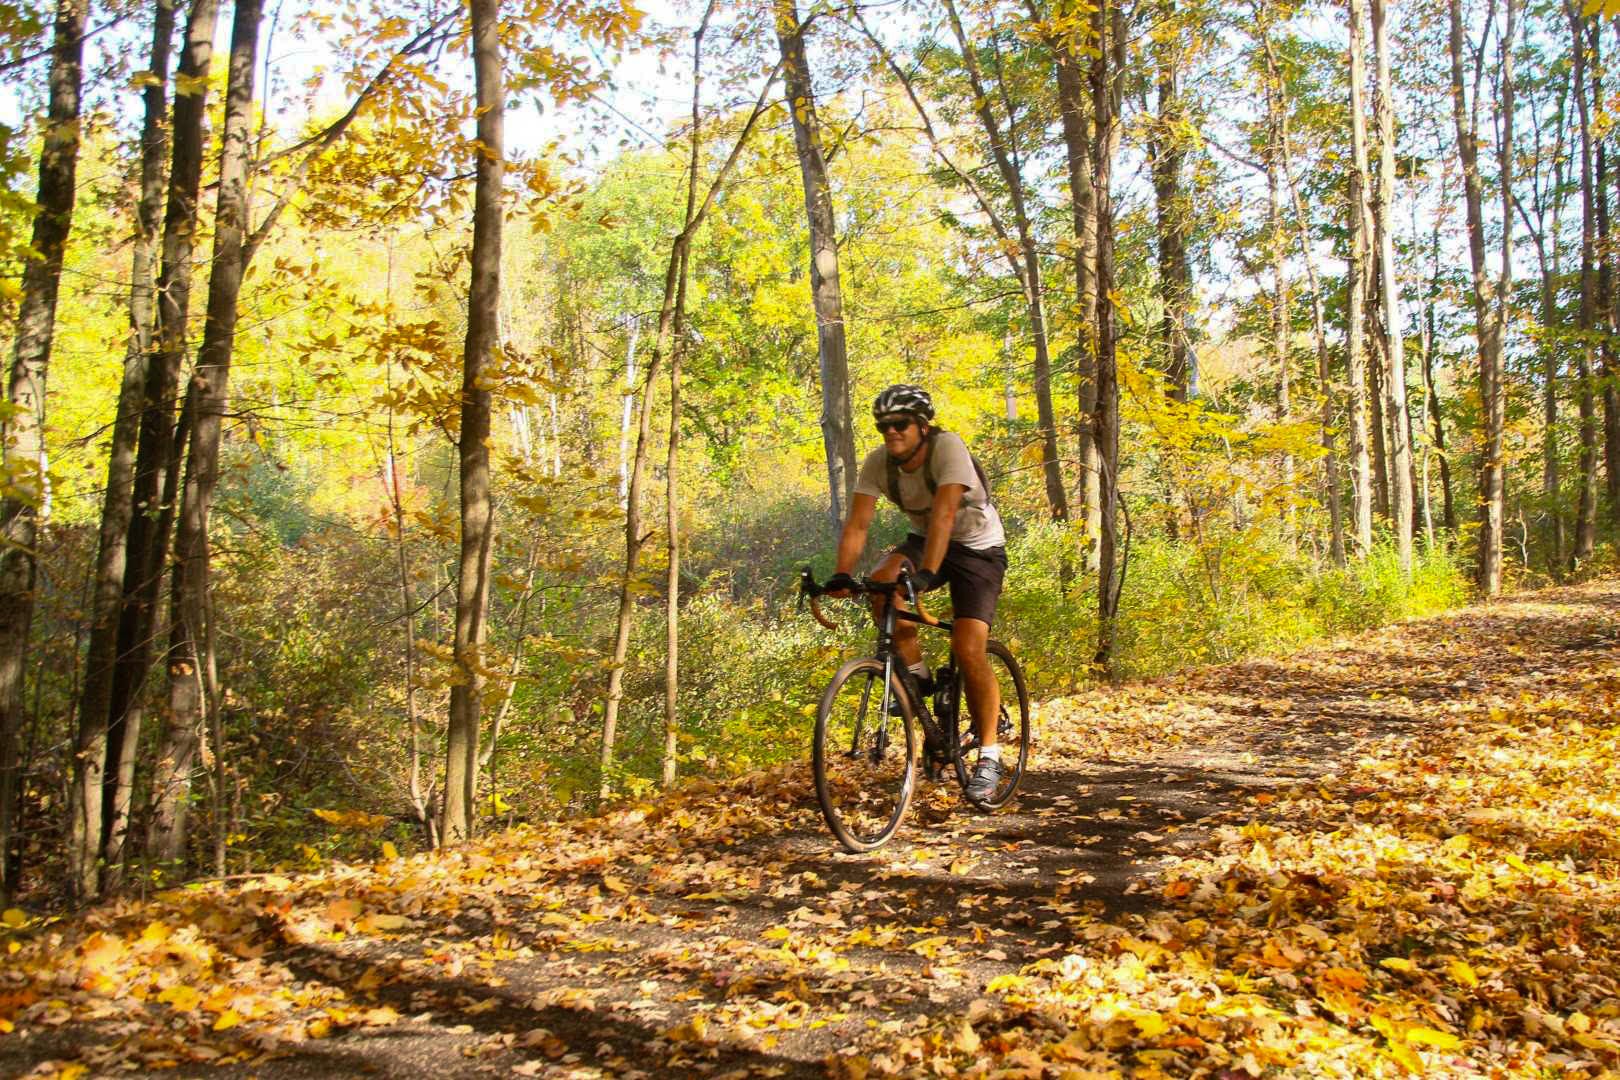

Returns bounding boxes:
[1133,1011,1170,1038]
[602,875,630,894]
[1380,957,1414,974]
[213,1009,243,1031]
[158,984,201,1012]
[381,841,399,860]
[1407,1026,1461,1050]
[1,908,26,928]
[762,926,791,941]
[1386,1041,1424,1073]
[1446,960,1478,988]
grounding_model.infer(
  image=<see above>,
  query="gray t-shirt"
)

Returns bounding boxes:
[853,431,1006,550]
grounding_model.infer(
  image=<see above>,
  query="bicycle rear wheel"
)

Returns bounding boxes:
[814,658,917,852]
[952,640,1030,809]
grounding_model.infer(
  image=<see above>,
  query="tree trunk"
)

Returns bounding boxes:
[665,3,714,790]
[1601,32,1620,526]
[1093,0,1124,664]
[441,0,503,844]
[1371,0,1414,573]
[148,0,263,865]
[1569,2,1599,568]
[0,0,89,902]
[1042,5,1100,559]
[1261,24,1293,534]
[1152,12,1191,402]
[1450,0,1513,590]
[1266,29,1345,564]
[599,63,783,796]
[69,0,173,901]
[775,0,857,530]
[941,0,1067,521]
[102,0,221,887]
[1346,0,1375,557]
[1423,232,1458,534]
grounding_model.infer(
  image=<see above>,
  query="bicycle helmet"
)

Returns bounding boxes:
[871,384,935,423]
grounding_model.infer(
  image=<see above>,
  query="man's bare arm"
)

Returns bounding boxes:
[920,484,965,574]
[835,493,879,576]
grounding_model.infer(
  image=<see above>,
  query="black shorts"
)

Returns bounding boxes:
[890,534,1007,627]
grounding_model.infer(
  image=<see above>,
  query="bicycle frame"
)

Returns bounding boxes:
[868,583,954,757]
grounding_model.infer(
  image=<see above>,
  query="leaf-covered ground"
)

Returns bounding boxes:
[4,579,1619,1078]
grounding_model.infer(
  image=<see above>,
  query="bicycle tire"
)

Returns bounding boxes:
[814,658,918,852]
[952,640,1030,809]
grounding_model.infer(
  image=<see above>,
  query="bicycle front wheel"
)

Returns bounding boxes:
[814,658,917,852]
[953,640,1031,809]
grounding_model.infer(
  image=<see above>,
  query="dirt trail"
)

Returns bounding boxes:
[4,580,1618,1079]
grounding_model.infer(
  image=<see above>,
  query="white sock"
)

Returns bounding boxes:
[979,744,1001,764]
[908,661,930,681]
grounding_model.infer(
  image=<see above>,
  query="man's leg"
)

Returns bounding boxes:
[952,617,1000,748]
[870,550,922,669]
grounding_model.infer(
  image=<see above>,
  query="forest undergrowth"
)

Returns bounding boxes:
[1,576,1616,1078]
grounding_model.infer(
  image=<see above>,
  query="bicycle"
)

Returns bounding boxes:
[798,566,1031,852]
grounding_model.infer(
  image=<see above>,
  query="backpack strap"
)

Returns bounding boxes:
[885,433,933,511]
[886,432,992,511]
[923,436,992,507]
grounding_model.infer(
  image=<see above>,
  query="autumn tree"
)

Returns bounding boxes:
[0,0,88,901]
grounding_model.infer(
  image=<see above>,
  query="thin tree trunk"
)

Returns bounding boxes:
[941,0,1067,521]
[69,0,173,901]
[1029,0,1098,554]
[599,63,784,796]
[1423,226,1458,533]
[1347,0,1375,556]
[1569,1,1599,567]
[102,0,221,886]
[1371,0,1414,573]
[441,0,503,845]
[0,0,89,902]
[1152,10,1191,402]
[775,0,857,530]
[1449,0,1510,590]
[1261,22,1294,536]
[1266,29,1344,564]
[1602,31,1620,524]
[148,0,263,865]
[1093,0,1124,664]
[665,3,713,790]
[618,317,638,509]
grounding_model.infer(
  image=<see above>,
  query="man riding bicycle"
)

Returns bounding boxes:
[824,384,1009,803]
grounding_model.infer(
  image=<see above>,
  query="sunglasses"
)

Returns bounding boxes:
[875,416,915,434]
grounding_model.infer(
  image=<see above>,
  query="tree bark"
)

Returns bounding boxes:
[1050,25,1101,560]
[1265,29,1345,564]
[1601,31,1620,525]
[148,0,263,865]
[598,63,783,797]
[69,0,173,901]
[1152,11,1191,402]
[1370,0,1414,573]
[1450,0,1512,590]
[102,0,221,886]
[1093,0,1124,664]
[665,2,714,790]
[0,0,89,902]
[1569,1,1599,568]
[1260,20,1294,534]
[775,0,857,530]
[441,0,503,845]
[1346,0,1375,557]
[941,0,1068,521]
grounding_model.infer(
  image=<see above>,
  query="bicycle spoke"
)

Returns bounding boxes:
[815,663,915,850]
